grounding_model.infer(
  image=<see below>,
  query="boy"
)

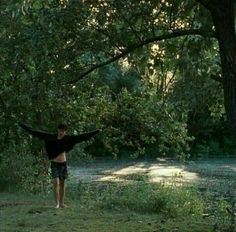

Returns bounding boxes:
[52,123,68,208]
[20,123,100,208]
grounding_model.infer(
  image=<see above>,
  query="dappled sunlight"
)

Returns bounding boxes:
[148,164,199,182]
[99,175,123,182]
[229,167,236,172]
[107,162,200,183]
[71,160,201,183]
[70,158,236,184]
[99,162,149,182]
[112,163,148,175]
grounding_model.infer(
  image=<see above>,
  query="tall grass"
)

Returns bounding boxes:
[98,182,204,217]
[67,177,204,218]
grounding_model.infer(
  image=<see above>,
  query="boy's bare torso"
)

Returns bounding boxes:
[52,152,66,163]
[52,132,67,163]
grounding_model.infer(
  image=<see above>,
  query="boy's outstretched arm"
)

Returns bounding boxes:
[63,129,100,152]
[19,123,55,140]
[68,129,100,142]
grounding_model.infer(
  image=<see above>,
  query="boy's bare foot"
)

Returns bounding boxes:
[55,204,60,209]
[60,204,68,208]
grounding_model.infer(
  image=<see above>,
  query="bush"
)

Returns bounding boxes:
[101,89,193,159]
[0,141,50,193]
[191,136,236,158]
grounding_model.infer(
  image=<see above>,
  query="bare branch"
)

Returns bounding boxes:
[67,29,216,84]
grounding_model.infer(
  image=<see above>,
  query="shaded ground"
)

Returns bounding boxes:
[0,192,216,232]
[70,157,236,197]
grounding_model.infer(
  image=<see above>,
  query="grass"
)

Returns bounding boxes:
[0,177,233,232]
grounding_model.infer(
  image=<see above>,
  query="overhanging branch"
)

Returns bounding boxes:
[67,29,216,84]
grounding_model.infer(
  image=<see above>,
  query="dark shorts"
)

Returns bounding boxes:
[51,161,68,179]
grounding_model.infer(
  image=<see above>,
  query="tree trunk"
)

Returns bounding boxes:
[209,0,236,135]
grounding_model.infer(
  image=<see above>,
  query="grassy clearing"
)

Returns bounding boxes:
[0,177,233,232]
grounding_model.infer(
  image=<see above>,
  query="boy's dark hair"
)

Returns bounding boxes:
[58,123,68,130]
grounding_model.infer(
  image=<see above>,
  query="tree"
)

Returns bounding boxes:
[197,0,236,135]
[61,0,235,136]
[1,0,235,147]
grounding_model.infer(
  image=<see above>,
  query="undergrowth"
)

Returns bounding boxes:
[1,173,234,232]
[67,175,232,225]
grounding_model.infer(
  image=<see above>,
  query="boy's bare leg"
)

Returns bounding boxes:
[59,179,66,207]
[54,178,60,208]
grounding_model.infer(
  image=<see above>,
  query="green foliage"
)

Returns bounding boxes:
[213,197,231,224]
[191,137,236,158]
[1,0,235,193]
[0,141,50,193]
[102,87,192,159]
